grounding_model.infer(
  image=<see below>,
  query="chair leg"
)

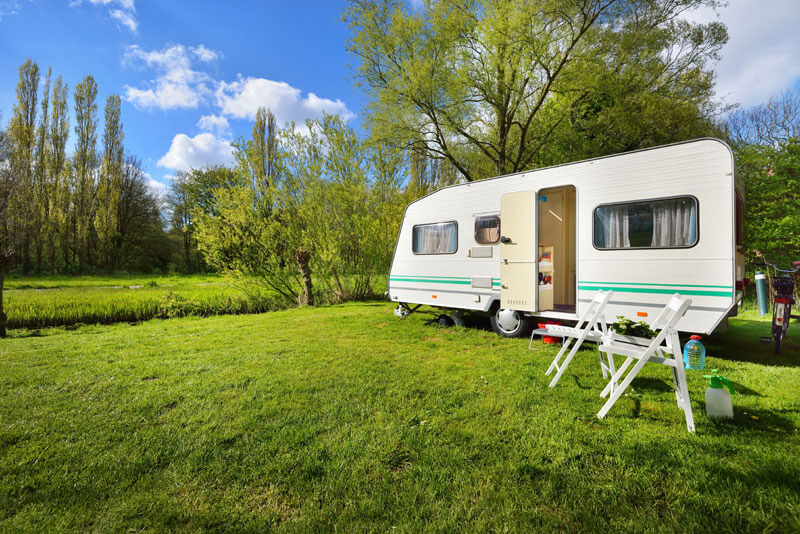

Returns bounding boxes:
[673,359,695,432]
[548,336,588,388]
[597,354,651,419]
[545,338,572,376]
[598,349,608,379]
[600,355,632,398]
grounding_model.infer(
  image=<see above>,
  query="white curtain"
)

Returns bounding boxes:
[606,206,630,248]
[414,222,457,254]
[651,199,697,247]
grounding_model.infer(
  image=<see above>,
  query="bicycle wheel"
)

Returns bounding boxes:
[773,301,785,355]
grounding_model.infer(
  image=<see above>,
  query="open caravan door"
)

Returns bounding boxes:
[500,190,538,314]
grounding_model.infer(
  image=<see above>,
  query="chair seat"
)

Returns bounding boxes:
[546,325,603,340]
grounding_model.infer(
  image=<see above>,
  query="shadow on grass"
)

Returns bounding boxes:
[699,404,797,435]
[704,315,800,367]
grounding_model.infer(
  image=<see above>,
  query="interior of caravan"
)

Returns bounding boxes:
[537,186,576,313]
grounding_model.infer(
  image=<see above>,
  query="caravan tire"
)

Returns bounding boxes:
[490,308,533,338]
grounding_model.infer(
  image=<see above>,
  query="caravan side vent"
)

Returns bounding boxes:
[470,246,493,258]
[471,276,493,289]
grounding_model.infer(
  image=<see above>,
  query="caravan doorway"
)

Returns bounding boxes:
[538,186,576,313]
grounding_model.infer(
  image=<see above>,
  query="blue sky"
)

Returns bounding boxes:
[1,0,799,193]
[0,0,361,191]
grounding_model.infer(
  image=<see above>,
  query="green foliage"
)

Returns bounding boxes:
[2,59,169,275]
[611,315,657,338]
[193,112,404,305]
[735,138,800,269]
[0,304,797,531]
[346,0,727,180]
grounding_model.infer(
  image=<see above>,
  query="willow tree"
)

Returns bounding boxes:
[347,0,727,181]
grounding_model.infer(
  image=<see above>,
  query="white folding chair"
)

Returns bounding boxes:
[540,289,614,388]
[596,293,695,432]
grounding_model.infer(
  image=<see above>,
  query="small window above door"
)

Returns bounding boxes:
[475,215,501,244]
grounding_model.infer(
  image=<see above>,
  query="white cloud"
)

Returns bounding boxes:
[192,44,220,63]
[144,172,167,197]
[109,8,136,32]
[685,0,800,107]
[0,1,21,21]
[123,44,221,110]
[197,114,231,137]
[215,76,354,124]
[71,0,137,33]
[157,133,234,171]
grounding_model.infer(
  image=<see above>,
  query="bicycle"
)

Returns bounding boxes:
[761,260,800,355]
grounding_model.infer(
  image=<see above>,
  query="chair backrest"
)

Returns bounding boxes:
[650,293,692,332]
[575,289,614,330]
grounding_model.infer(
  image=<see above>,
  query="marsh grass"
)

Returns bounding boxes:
[3,274,389,329]
[0,303,798,531]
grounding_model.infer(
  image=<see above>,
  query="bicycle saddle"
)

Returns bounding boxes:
[793,260,800,267]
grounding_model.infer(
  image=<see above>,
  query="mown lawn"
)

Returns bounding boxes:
[1,303,798,532]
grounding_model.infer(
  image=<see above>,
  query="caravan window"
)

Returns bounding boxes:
[474,215,501,244]
[412,222,458,254]
[593,196,698,249]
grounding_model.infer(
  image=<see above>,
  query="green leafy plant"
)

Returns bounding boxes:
[611,315,657,338]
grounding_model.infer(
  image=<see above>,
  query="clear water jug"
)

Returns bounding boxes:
[683,335,705,370]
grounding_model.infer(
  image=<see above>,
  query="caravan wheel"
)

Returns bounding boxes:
[490,308,533,338]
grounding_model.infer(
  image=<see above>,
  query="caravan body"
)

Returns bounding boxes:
[388,139,745,335]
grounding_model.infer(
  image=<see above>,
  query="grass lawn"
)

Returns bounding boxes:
[1,303,798,531]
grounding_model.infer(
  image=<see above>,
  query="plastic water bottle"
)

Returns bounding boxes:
[703,369,735,418]
[683,335,706,370]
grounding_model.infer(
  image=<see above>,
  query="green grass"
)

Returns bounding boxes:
[2,274,277,329]
[1,302,798,531]
[3,274,389,329]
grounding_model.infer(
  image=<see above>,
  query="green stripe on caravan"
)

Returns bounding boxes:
[578,285,732,297]
[389,276,500,286]
[580,280,733,289]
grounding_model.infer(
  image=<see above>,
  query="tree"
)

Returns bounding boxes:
[346,0,727,181]
[73,75,98,269]
[728,89,800,149]
[97,94,124,268]
[32,67,51,270]
[167,166,236,272]
[0,115,17,336]
[48,76,70,270]
[729,89,800,272]
[115,156,169,272]
[735,139,800,270]
[7,59,40,272]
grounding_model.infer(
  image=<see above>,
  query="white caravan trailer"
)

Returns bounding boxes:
[388,138,746,337]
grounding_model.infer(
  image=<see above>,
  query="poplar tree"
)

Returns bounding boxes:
[251,106,278,188]
[48,76,70,270]
[33,68,51,270]
[97,94,124,267]
[7,59,39,272]
[73,75,98,269]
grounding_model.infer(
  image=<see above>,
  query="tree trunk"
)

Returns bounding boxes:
[0,250,14,338]
[295,248,313,306]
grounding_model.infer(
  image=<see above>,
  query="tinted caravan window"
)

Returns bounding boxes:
[474,215,501,244]
[593,197,698,249]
